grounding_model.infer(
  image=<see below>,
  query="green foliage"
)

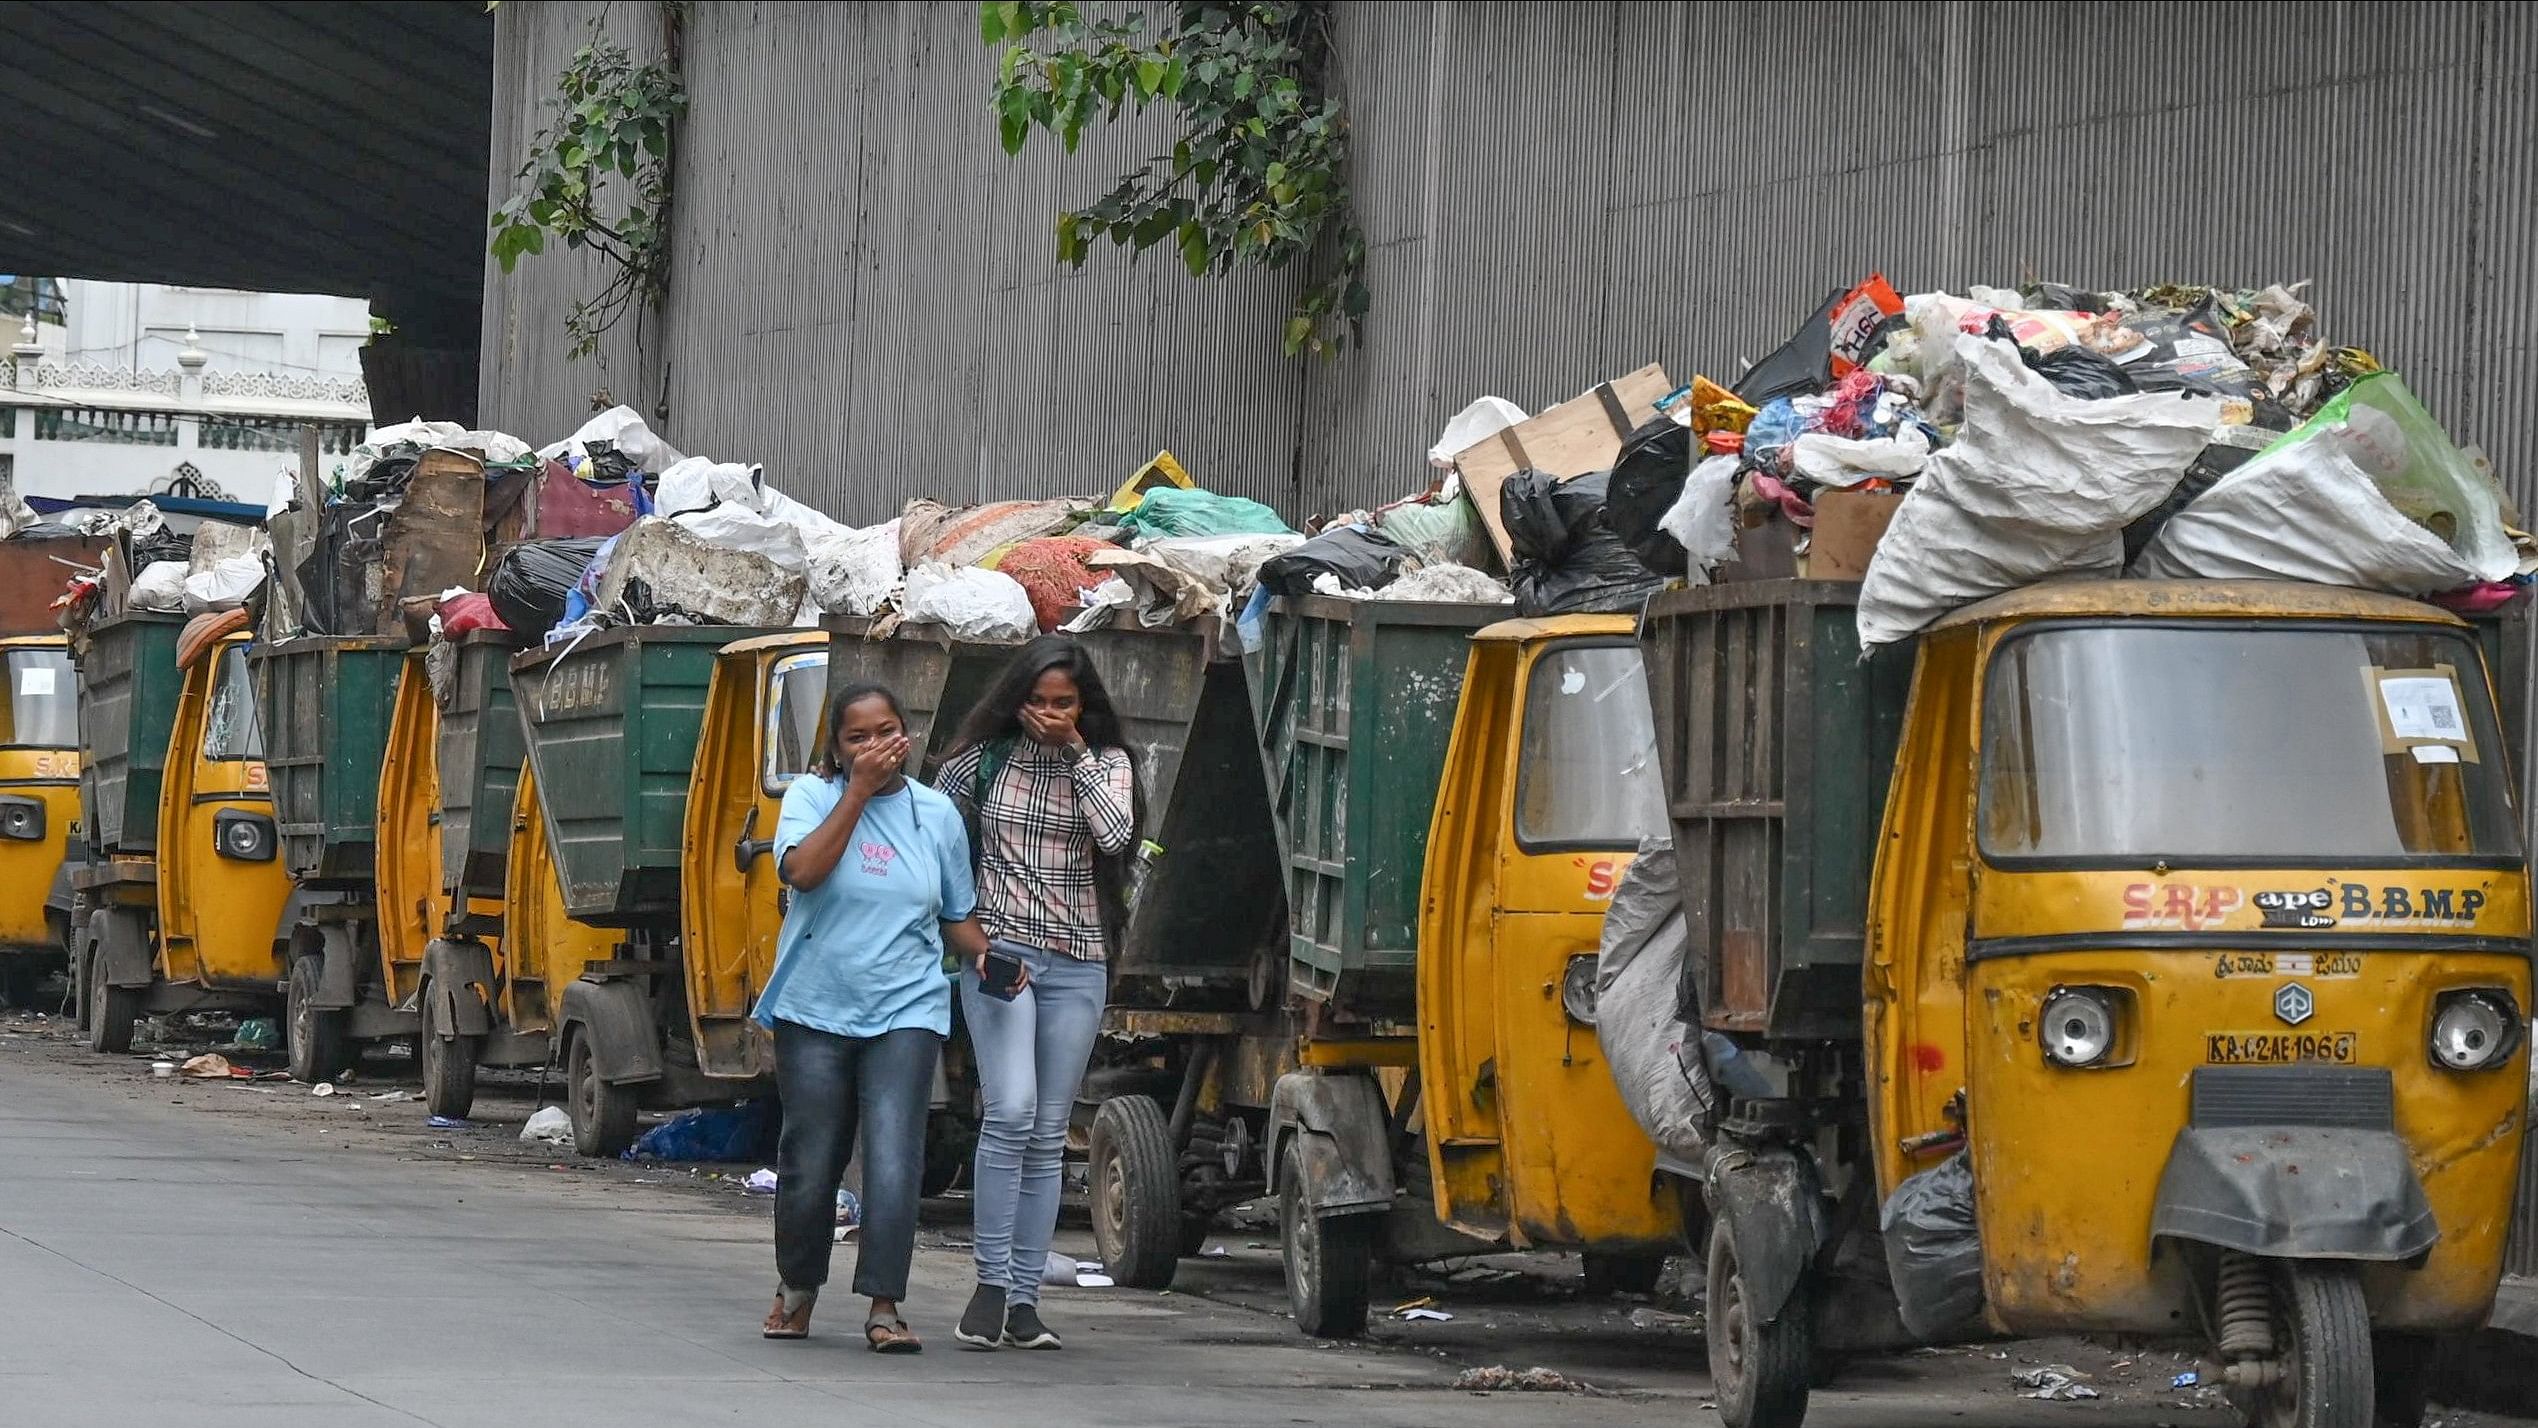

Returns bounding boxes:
[488,18,687,360]
[983,1,1366,358]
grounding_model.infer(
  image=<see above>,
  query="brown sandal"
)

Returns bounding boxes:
[865,1313,922,1354]
[763,1291,814,1339]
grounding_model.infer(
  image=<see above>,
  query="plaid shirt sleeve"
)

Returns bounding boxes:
[1068,746,1137,855]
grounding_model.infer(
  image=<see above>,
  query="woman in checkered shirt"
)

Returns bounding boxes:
[933,636,1140,1352]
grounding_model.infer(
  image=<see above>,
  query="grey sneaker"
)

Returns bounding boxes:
[1001,1302,1061,1350]
[954,1285,1006,1350]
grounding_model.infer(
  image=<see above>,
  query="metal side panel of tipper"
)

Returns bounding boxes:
[1074,625,1285,995]
[819,615,963,770]
[72,612,183,857]
[510,626,754,926]
[1640,581,1910,1042]
[252,635,405,886]
[436,631,532,906]
[1248,596,1500,1019]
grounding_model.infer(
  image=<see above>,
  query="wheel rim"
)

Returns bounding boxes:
[1719,1254,1750,1385]
[1096,1143,1128,1245]
[572,1039,594,1126]
[1288,1188,1318,1298]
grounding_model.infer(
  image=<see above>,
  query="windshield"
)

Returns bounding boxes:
[1,649,76,749]
[1981,624,2520,864]
[1517,642,1670,850]
[762,652,832,794]
[204,646,264,762]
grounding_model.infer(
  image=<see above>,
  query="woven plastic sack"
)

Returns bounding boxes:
[900,499,1084,569]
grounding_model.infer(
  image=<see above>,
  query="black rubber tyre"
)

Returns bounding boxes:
[82,942,140,1055]
[1583,1250,1669,1297]
[566,1027,638,1159]
[2371,1332,2433,1428]
[418,979,479,1121]
[1278,1136,1375,1339]
[2246,1262,2375,1428]
[1089,1094,1181,1290]
[1707,1214,1814,1428]
[285,955,349,1085]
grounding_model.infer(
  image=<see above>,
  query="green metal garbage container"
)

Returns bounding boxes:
[73,611,184,856]
[435,630,530,906]
[252,635,405,885]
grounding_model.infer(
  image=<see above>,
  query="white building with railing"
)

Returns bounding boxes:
[2,316,372,507]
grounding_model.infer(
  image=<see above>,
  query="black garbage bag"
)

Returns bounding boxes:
[1735,288,1843,404]
[130,525,193,571]
[1501,469,1667,617]
[1986,316,2137,400]
[1606,418,1694,578]
[487,537,608,638]
[2019,281,2114,314]
[1254,525,1415,597]
[1880,1150,1986,1340]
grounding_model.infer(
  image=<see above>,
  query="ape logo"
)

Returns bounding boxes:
[2274,983,2316,1027]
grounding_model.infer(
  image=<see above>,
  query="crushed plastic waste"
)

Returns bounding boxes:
[519,1106,575,1147]
[2012,1364,2100,1401]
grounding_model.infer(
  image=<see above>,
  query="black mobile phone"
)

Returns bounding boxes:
[980,947,1027,1001]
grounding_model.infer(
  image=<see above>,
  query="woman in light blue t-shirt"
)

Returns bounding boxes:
[754,682,986,1352]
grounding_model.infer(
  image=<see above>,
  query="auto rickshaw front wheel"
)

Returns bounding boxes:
[1089,1094,1181,1290]
[565,1027,638,1159]
[1706,1215,1813,1428]
[285,956,350,1086]
[2227,1261,2374,1428]
[1277,1137,1374,1339]
[418,979,479,1121]
[81,945,140,1055]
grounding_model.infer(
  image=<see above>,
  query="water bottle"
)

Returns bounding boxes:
[1126,840,1165,916]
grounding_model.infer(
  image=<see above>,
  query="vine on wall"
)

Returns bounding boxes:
[488,7,689,360]
[983,1,1366,358]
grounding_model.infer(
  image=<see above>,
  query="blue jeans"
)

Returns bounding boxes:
[771,1020,941,1300]
[960,945,1106,1305]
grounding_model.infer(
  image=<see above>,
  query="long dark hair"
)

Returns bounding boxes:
[809,680,906,779]
[948,636,1141,944]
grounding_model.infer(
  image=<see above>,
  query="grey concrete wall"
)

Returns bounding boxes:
[482,1,2538,525]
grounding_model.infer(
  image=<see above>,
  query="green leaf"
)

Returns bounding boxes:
[979,2,1003,43]
[1135,57,1166,96]
[1000,112,1028,155]
[1282,315,1311,356]
[1176,221,1209,276]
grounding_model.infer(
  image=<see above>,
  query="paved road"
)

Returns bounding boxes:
[0,1019,2317,1426]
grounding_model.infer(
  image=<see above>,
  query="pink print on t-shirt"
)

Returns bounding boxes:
[859,841,898,878]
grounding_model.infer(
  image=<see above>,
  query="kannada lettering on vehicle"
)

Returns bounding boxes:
[2213,950,2366,979]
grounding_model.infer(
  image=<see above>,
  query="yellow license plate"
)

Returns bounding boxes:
[2205,1031,2359,1065]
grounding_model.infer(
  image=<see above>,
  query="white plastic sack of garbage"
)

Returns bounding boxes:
[182,554,266,613]
[900,562,1034,642]
[655,459,854,575]
[806,518,903,617]
[520,1105,574,1147]
[653,458,760,519]
[1789,427,1933,488]
[1596,839,1714,1163]
[1430,396,1529,469]
[537,405,686,473]
[128,560,189,613]
[1661,455,1741,583]
[1857,335,2219,650]
[2135,374,2515,592]
[1370,563,1512,604]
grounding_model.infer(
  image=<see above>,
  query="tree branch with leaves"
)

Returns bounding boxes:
[488,14,688,361]
[983,1,1366,358]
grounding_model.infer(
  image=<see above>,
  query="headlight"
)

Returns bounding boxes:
[0,797,42,841]
[2039,987,2119,1067]
[213,810,275,862]
[1560,955,1599,1026]
[2430,989,2522,1071]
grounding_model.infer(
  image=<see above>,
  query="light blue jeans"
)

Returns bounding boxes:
[960,944,1106,1305]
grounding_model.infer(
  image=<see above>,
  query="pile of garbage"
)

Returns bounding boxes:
[1623,274,2526,648]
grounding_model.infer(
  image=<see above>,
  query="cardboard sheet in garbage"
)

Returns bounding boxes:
[0,533,109,635]
[1452,364,1673,565]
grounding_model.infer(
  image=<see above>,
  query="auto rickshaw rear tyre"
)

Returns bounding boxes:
[1090,1094,1181,1290]
[1706,1215,1813,1428]
[2245,1262,2373,1428]
[418,980,479,1121]
[566,1028,638,1159]
[2370,1332,2433,1428]
[1584,1250,1669,1298]
[285,956,349,1086]
[1278,1137,1374,1339]
[82,946,139,1055]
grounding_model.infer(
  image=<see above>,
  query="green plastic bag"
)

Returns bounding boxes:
[1114,488,1293,540]
[2259,373,2512,575]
